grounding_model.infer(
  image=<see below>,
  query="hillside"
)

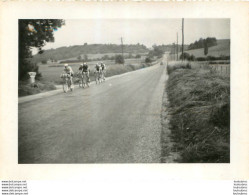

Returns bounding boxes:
[184,39,230,58]
[32,44,149,63]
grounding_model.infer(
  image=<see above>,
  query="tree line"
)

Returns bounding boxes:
[188,37,217,50]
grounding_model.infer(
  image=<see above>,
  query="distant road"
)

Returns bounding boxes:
[19,55,168,163]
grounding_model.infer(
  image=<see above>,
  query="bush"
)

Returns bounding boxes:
[135,54,141,58]
[195,55,230,62]
[196,57,206,61]
[41,60,47,64]
[145,57,152,63]
[180,52,190,60]
[167,61,192,75]
[115,55,124,64]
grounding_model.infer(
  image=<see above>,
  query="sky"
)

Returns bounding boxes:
[40,18,230,51]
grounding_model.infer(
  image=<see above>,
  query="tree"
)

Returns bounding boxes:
[149,45,164,59]
[19,19,65,80]
[115,55,124,64]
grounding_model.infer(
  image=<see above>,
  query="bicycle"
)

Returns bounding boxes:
[61,73,74,93]
[94,70,101,84]
[76,72,83,88]
[82,72,90,88]
[100,69,106,81]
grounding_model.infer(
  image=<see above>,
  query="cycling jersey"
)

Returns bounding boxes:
[82,64,89,72]
[95,65,100,71]
[101,64,106,70]
[64,66,74,76]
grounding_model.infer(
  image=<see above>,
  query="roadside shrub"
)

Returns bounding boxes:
[196,57,206,61]
[135,54,141,58]
[195,55,230,62]
[115,55,124,64]
[145,57,152,63]
[180,52,190,61]
[41,60,47,64]
[167,61,192,75]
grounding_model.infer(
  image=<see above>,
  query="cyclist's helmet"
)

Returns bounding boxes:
[64,64,68,67]
[84,62,86,65]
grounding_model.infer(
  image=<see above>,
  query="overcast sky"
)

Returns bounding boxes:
[41,19,230,50]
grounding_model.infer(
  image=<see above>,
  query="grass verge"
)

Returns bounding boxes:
[19,80,57,97]
[162,62,230,163]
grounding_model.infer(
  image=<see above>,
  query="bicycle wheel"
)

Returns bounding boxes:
[63,80,68,93]
[69,80,74,91]
[80,77,84,88]
[95,73,98,84]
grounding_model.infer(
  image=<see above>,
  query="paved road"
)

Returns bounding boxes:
[19,56,167,163]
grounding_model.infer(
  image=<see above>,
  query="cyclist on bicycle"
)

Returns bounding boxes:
[81,62,90,82]
[63,64,74,85]
[95,63,101,73]
[100,62,106,80]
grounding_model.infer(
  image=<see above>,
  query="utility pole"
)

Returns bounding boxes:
[173,43,176,61]
[182,18,184,61]
[176,32,178,61]
[121,37,124,66]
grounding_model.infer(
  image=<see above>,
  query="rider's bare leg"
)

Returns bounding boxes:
[70,76,74,86]
[87,72,90,82]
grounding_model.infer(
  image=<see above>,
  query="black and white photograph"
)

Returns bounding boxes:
[18,18,230,164]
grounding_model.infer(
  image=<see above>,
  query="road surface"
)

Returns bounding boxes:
[19,57,167,163]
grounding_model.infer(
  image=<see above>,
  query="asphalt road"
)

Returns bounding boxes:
[19,57,167,163]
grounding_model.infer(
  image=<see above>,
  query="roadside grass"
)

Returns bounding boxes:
[163,61,230,163]
[19,80,57,97]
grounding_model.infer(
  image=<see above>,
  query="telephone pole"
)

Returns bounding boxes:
[176,32,178,61]
[182,18,184,61]
[121,37,124,66]
[173,43,176,61]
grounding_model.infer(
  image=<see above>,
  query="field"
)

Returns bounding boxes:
[20,57,159,97]
[162,61,230,163]
[39,58,149,84]
[182,39,230,58]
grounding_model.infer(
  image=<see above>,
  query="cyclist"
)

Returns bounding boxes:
[100,62,106,80]
[63,64,74,86]
[94,63,101,82]
[95,63,101,73]
[81,62,90,82]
